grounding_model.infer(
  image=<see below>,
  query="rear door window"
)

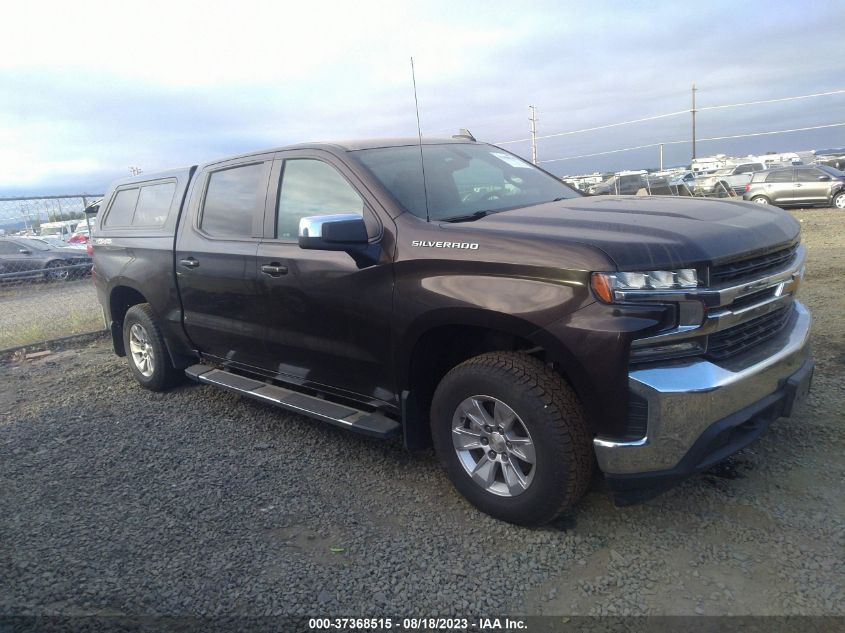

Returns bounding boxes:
[766,170,793,183]
[201,163,267,238]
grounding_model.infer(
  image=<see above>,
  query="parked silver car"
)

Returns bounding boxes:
[743,165,845,208]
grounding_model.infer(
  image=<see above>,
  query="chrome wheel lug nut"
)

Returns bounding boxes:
[506,441,513,449]
[488,450,497,459]
[484,425,492,433]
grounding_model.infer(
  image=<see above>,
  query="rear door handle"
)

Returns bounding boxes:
[261,263,288,276]
[179,258,199,269]
[795,183,803,188]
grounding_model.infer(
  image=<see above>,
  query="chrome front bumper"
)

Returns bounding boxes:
[594,301,812,475]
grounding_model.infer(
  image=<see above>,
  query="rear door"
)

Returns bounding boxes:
[255,151,395,403]
[763,169,794,204]
[175,155,273,368]
[792,167,831,205]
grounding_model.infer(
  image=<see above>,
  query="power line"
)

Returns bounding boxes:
[537,122,845,164]
[494,88,845,146]
[539,142,665,163]
[698,89,845,111]
[695,122,845,143]
[495,110,689,145]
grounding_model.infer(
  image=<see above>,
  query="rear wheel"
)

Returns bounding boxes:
[430,352,593,525]
[44,260,70,282]
[833,191,845,209]
[751,195,770,205]
[123,303,182,391]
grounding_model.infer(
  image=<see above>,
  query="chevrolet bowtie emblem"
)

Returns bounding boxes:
[776,270,803,297]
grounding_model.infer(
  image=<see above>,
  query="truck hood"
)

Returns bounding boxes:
[458,195,800,270]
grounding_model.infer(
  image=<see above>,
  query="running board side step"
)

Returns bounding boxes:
[185,364,400,439]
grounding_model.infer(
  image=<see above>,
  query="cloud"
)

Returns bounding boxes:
[1,0,844,193]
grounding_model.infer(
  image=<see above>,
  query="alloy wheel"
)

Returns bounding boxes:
[129,323,155,378]
[451,395,536,497]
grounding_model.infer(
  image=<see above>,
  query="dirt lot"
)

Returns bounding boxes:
[1,208,843,619]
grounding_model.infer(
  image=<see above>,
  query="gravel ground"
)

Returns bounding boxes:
[0,278,103,350]
[1,208,843,619]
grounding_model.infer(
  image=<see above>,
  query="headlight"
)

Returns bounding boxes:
[591,269,698,303]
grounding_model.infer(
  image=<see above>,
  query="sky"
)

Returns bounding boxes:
[1,0,844,196]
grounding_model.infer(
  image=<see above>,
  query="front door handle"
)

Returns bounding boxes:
[795,183,803,188]
[180,258,199,269]
[261,263,288,276]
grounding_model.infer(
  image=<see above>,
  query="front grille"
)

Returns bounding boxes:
[710,243,798,286]
[729,286,778,311]
[706,305,793,360]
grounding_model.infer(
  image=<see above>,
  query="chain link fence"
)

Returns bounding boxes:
[0,195,105,351]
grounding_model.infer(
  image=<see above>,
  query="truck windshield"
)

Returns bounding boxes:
[353,143,581,221]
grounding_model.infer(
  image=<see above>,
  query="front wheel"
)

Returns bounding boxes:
[430,352,593,525]
[122,303,183,391]
[833,191,845,209]
[751,196,770,205]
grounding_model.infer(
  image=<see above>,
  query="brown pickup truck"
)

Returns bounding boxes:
[91,137,813,524]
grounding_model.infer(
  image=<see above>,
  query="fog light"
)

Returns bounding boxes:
[630,339,705,362]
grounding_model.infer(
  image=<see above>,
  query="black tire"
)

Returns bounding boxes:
[44,260,70,282]
[751,195,770,205]
[430,352,593,525]
[122,303,183,391]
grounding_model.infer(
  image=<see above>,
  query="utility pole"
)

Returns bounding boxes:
[691,83,698,162]
[659,143,664,171]
[529,105,538,165]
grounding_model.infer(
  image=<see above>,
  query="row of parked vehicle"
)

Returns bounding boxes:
[584,163,845,209]
[0,235,93,283]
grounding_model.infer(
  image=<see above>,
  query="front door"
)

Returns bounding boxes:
[792,167,831,205]
[175,156,273,368]
[0,240,43,278]
[255,152,395,405]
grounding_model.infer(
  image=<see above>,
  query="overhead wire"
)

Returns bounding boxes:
[537,122,845,164]
[492,88,845,146]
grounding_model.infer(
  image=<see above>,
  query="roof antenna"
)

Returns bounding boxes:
[452,128,476,141]
[410,57,431,223]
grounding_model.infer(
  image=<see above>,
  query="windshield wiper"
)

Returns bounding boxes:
[442,209,499,223]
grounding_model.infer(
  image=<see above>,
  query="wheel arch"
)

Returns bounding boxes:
[398,309,590,450]
[108,284,149,356]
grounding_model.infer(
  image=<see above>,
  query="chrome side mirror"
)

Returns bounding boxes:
[299,214,368,251]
